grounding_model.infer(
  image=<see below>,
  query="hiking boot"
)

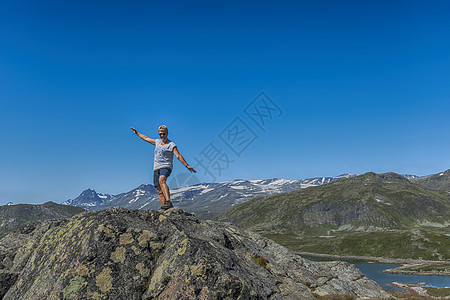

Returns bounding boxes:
[161,200,174,210]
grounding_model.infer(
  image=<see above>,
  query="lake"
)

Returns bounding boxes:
[300,254,450,291]
[354,263,450,291]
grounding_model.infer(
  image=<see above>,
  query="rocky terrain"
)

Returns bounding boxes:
[0,207,392,299]
[0,202,85,239]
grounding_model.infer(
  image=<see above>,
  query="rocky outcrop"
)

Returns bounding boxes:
[0,207,392,299]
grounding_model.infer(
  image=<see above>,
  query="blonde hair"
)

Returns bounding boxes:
[158,125,168,133]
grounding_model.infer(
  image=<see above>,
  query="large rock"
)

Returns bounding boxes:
[0,207,392,299]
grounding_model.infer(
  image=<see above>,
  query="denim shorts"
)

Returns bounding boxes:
[153,168,172,187]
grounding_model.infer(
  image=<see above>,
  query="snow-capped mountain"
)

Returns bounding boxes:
[62,188,113,209]
[97,184,159,210]
[63,174,356,219]
[402,174,422,180]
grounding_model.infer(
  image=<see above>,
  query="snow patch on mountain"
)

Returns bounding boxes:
[62,173,362,219]
[230,186,246,190]
[200,188,214,195]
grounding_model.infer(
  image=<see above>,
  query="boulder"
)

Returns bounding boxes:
[0,207,392,299]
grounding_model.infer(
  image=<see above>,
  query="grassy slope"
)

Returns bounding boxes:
[264,230,449,260]
[218,172,449,232]
[217,172,450,260]
[412,169,450,192]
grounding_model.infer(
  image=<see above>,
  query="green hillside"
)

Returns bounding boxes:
[412,169,450,192]
[0,202,85,238]
[217,172,450,260]
[265,229,449,261]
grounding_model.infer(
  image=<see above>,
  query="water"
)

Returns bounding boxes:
[354,263,450,291]
[300,255,450,291]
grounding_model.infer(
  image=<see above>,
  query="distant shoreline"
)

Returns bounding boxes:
[383,268,450,276]
[295,251,444,264]
[295,251,450,276]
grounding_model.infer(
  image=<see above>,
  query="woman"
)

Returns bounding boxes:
[130,125,196,209]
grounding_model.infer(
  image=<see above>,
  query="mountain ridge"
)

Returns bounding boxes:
[412,169,450,192]
[218,171,450,232]
[62,188,113,209]
[60,170,447,223]
[63,174,357,219]
[216,171,450,260]
[0,202,85,238]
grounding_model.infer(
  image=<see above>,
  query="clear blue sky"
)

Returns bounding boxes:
[1,0,449,205]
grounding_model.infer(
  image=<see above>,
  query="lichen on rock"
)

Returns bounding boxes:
[138,229,155,247]
[96,267,112,293]
[119,232,134,245]
[62,276,86,300]
[110,246,126,263]
[0,207,393,299]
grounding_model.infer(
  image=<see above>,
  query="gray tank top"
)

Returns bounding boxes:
[153,139,176,170]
